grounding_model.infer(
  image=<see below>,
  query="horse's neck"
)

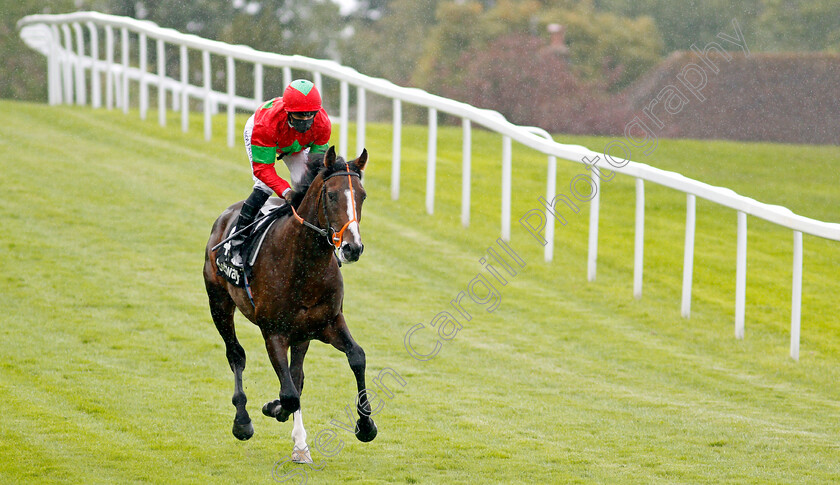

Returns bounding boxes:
[285,181,333,267]
[296,179,323,225]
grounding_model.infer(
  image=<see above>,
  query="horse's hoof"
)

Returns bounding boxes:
[277,407,292,422]
[262,400,282,418]
[262,399,292,422]
[355,418,377,442]
[232,417,254,441]
[291,447,313,464]
[280,394,300,414]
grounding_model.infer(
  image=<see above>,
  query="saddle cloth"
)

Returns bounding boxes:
[215,201,292,287]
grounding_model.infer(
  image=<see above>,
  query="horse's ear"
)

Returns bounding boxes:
[355,148,368,171]
[324,146,336,168]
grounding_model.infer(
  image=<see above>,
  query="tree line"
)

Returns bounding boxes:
[3,0,837,132]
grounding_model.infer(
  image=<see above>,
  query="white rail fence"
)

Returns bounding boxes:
[18,12,840,360]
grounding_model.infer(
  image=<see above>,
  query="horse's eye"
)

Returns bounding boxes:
[328,192,339,202]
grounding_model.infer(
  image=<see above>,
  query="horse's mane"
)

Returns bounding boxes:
[290,151,363,207]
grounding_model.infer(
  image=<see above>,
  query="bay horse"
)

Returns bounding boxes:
[203,146,377,463]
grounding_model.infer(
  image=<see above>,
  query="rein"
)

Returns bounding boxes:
[290,165,361,250]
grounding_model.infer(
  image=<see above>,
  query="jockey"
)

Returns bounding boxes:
[229,79,332,268]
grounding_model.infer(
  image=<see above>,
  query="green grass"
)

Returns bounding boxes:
[1,99,839,484]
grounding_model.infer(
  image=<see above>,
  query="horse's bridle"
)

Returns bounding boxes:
[290,164,361,250]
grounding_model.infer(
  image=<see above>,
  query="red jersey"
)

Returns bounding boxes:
[249,97,331,195]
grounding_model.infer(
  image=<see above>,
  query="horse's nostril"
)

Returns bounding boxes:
[359,244,364,255]
[344,244,363,261]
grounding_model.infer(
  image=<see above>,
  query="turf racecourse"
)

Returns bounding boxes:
[1,99,839,484]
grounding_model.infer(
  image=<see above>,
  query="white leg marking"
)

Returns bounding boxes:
[290,409,313,464]
[291,409,307,448]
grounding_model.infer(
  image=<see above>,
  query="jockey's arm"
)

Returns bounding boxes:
[251,144,292,197]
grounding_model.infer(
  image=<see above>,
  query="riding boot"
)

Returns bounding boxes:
[229,188,271,268]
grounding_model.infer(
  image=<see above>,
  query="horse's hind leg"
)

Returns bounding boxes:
[206,282,253,441]
[323,315,378,443]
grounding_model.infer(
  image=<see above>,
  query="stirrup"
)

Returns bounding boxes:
[229,239,245,268]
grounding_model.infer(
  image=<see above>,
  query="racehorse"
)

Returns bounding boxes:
[203,146,377,463]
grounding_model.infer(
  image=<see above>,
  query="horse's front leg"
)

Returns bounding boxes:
[289,342,313,464]
[261,332,300,423]
[323,314,378,442]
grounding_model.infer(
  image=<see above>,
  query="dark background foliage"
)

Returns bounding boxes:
[4,0,839,142]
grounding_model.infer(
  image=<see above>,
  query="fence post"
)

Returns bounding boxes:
[120,27,129,113]
[391,98,401,201]
[283,66,292,88]
[226,55,235,147]
[157,39,167,127]
[426,108,437,215]
[73,23,86,106]
[461,119,472,228]
[587,175,600,281]
[104,26,113,109]
[339,80,348,159]
[501,135,512,241]
[634,178,645,298]
[139,33,147,119]
[735,211,747,338]
[544,156,557,262]
[171,80,179,111]
[61,24,74,104]
[313,71,322,95]
[180,45,188,132]
[356,86,366,156]
[790,231,803,360]
[202,50,211,141]
[254,63,263,104]
[48,25,61,105]
[87,22,100,109]
[681,194,697,318]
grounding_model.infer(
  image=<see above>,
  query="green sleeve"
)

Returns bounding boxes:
[309,143,329,154]
[251,145,278,164]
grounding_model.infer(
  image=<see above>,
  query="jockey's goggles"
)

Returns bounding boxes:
[289,111,318,119]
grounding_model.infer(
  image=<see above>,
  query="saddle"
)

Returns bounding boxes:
[215,201,292,288]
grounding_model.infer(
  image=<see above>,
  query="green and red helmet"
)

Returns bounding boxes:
[283,79,322,113]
